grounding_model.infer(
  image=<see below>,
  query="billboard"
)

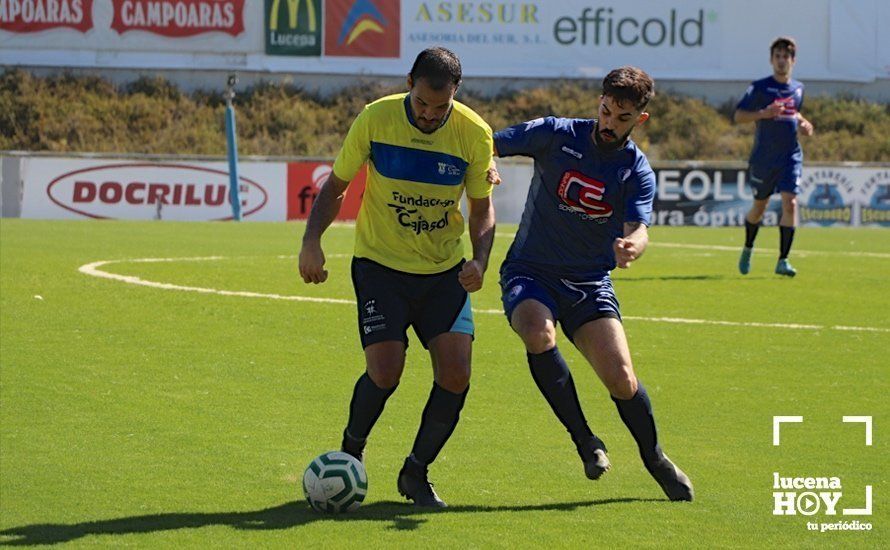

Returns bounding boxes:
[9,156,890,226]
[0,0,94,33]
[20,158,287,221]
[109,0,246,37]
[265,0,322,56]
[324,0,400,58]
[286,161,366,220]
[1,0,887,82]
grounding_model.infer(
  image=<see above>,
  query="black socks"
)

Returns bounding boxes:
[744,219,761,248]
[528,347,594,444]
[410,383,469,465]
[344,372,397,443]
[612,383,663,467]
[779,225,796,259]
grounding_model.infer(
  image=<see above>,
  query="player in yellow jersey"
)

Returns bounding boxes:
[299,47,495,508]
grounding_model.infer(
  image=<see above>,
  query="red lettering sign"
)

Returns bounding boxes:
[287,162,366,220]
[46,163,267,220]
[110,0,245,37]
[0,0,93,33]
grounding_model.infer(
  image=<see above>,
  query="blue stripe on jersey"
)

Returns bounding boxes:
[370,141,468,186]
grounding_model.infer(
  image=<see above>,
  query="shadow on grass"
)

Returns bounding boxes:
[0,497,661,545]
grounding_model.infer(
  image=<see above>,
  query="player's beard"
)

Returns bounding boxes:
[414,105,453,134]
[594,122,633,152]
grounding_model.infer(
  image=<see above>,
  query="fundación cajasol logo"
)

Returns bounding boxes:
[772,416,874,533]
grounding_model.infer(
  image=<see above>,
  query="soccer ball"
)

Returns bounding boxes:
[302,451,368,513]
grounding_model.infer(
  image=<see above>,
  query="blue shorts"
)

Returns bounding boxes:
[499,262,620,342]
[749,164,802,200]
[351,257,473,349]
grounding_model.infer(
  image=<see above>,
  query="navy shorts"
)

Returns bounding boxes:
[351,257,474,349]
[749,163,802,200]
[499,262,621,342]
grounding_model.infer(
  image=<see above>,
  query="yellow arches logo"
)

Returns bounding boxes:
[266,0,321,55]
[269,0,317,31]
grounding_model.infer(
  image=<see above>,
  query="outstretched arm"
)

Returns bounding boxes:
[613,222,649,269]
[298,173,350,284]
[458,196,495,292]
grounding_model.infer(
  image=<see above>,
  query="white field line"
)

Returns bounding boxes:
[492,233,890,259]
[653,242,890,259]
[78,257,890,334]
[326,226,890,259]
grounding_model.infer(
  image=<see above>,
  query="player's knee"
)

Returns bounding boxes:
[521,327,557,354]
[750,201,768,217]
[605,366,638,400]
[436,363,471,393]
[512,320,556,354]
[366,364,402,389]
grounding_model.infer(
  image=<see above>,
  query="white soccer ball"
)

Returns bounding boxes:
[302,451,368,513]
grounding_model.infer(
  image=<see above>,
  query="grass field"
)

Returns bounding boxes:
[1,219,887,548]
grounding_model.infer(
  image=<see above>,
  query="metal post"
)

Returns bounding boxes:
[224,73,242,221]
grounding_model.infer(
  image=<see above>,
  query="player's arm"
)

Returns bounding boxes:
[458,196,495,292]
[614,222,649,269]
[797,112,814,136]
[615,160,655,269]
[487,118,555,186]
[299,107,370,284]
[299,173,349,284]
[734,103,783,123]
[734,84,782,123]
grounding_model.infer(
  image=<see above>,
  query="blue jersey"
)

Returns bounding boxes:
[494,116,655,277]
[736,76,805,168]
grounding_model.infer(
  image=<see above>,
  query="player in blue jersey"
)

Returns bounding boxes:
[735,36,814,277]
[492,67,693,501]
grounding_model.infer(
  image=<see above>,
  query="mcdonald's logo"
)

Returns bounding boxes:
[265,0,322,56]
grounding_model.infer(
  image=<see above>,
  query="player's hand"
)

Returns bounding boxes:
[613,238,639,269]
[799,118,814,136]
[458,259,485,292]
[761,102,784,119]
[299,239,329,284]
[486,160,502,186]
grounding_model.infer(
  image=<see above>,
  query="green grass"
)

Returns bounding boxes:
[1,220,887,548]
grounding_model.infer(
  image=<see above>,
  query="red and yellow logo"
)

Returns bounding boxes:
[324,0,399,57]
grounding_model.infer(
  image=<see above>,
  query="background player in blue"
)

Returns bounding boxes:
[735,36,814,277]
[493,67,693,501]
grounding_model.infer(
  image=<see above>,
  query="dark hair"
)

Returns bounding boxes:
[771,36,797,58]
[602,66,655,110]
[409,47,462,90]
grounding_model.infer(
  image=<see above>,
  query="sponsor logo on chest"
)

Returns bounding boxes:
[557,170,613,222]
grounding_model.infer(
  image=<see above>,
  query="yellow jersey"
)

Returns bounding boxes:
[332,93,494,274]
